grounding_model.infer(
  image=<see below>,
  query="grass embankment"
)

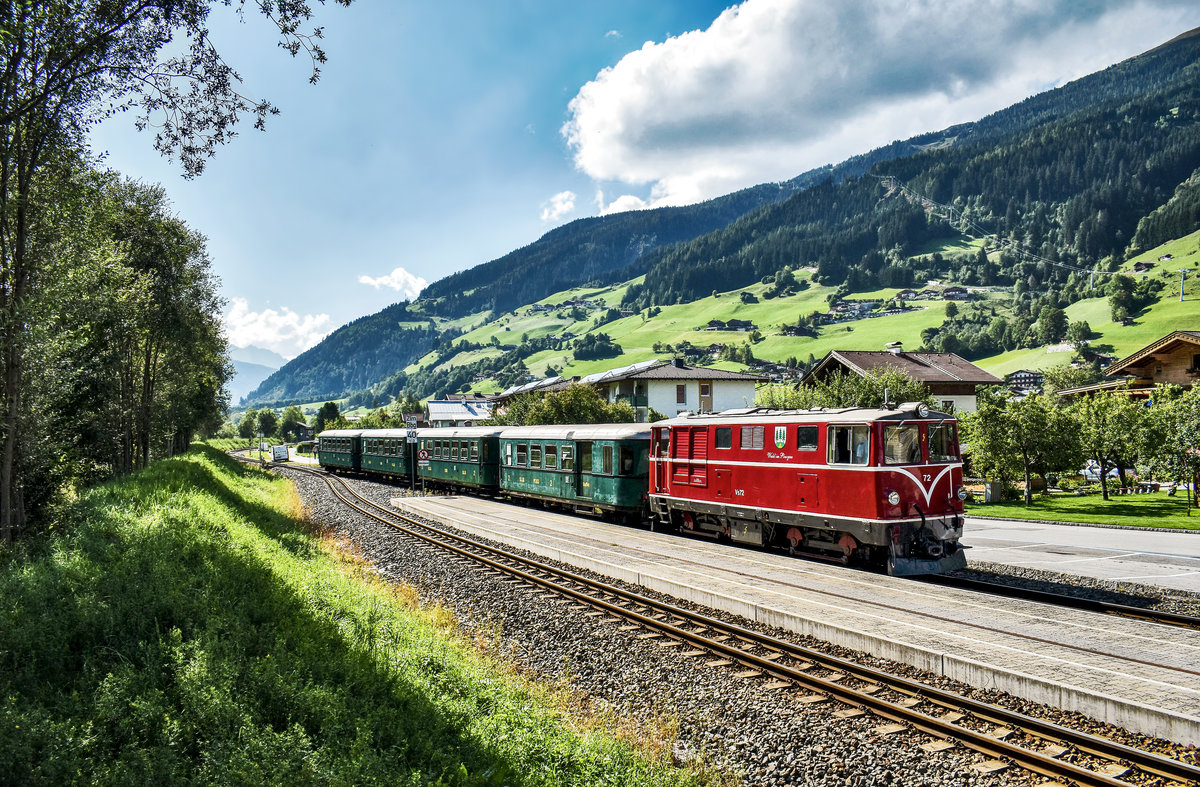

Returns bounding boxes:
[0,446,711,785]
[968,490,1200,529]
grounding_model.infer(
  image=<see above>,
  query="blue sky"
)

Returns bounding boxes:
[88,0,1198,361]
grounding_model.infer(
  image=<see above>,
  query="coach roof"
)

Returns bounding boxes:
[499,423,652,441]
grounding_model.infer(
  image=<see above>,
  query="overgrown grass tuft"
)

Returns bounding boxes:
[0,445,714,785]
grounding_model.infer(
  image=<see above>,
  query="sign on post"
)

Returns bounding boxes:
[271,444,289,462]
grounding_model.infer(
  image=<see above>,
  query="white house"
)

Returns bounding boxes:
[493,359,762,422]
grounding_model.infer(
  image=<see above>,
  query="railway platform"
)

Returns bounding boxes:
[391,495,1200,747]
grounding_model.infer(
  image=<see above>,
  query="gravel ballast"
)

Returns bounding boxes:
[280,465,1200,786]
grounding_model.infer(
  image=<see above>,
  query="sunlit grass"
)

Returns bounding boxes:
[968,490,1200,529]
[0,446,717,785]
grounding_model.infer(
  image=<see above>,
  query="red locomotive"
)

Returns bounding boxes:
[649,402,967,575]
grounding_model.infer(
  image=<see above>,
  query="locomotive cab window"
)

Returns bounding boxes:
[795,426,818,451]
[884,425,921,465]
[929,424,958,462]
[715,427,732,449]
[828,425,870,465]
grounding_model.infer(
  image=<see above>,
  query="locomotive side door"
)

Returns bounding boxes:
[652,428,669,494]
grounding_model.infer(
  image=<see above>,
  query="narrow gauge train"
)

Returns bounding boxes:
[314,403,966,575]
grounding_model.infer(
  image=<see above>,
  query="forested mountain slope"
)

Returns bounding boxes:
[624,30,1200,309]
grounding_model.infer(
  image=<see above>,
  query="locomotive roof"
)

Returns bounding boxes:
[418,426,507,438]
[654,404,954,426]
[317,429,364,437]
[499,423,652,441]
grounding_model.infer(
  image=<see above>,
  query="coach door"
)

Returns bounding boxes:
[575,441,592,499]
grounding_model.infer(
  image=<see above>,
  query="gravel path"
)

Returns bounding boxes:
[281,465,1199,786]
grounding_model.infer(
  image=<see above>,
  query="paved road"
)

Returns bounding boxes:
[963,516,1200,593]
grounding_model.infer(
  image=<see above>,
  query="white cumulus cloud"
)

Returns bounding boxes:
[224,298,333,360]
[565,0,1197,211]
[540,190,577,222]
[357,266,428,300]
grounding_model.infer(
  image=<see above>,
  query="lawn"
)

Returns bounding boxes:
[967,490,1200,529]
[0,446,714,786]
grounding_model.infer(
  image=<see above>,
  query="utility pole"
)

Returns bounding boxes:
[1180,269,1188,301]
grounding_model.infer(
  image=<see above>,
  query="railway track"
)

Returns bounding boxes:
[281,461,1200,787]
[920,574,1200,631]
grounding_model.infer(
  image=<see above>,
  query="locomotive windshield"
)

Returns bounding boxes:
[884,425,921,464]
[928,423,958,462]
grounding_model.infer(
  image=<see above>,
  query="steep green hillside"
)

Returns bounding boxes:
[381,230,1198,401]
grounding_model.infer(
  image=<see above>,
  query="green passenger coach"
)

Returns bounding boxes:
[499,424,651,516]
[417,426,505,492]
[360,428,415,479]
[316,429,362,471]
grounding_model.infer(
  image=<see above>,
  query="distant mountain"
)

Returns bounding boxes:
[230,345,288,368]
[243,28,1200,408]
[228,359,279,405]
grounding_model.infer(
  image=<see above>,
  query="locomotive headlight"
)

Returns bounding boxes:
[956,486,967,501]
[916,403,930,418]
[887,490,900,505]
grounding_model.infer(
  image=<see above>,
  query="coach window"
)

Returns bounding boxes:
[470,441,479,461]
[516,443,528,467]
[602,445,614,475]
[450,441,458,460]
[561,445,574,471]
[884,425,921,465]
[579,442,594,473]
[530,444,542,468]
[715,427,732,449]
[828,425,870,465]
[504,443,512,465]
[619,445,635,475]
[545,446,558,470]
[740,425,764,450]
[795,426,819,451]
[929,424,958,462]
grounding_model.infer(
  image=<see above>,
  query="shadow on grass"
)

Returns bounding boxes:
[0,447,535,785]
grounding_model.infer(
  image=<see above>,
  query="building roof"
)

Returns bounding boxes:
[1104,331,1200,378]
[809,350,1002,385]
[425,400,493,422]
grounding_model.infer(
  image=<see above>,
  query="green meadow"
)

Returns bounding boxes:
[0,446,714,786]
